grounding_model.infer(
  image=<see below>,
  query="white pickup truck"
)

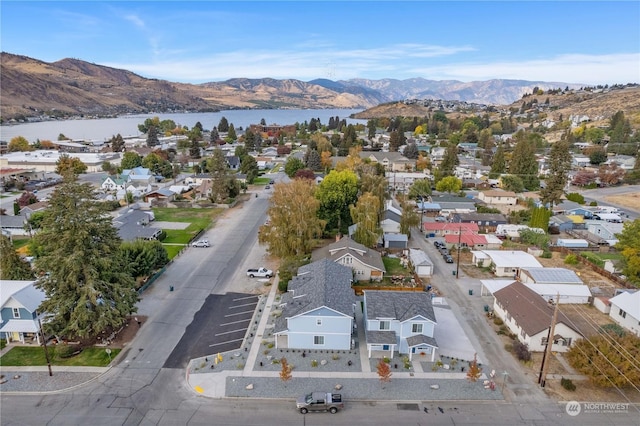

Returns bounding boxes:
[246,267,273,278]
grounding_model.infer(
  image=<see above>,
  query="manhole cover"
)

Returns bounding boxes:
[397,403,420,411]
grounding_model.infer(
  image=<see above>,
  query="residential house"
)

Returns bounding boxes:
[360,151,413,172]
[19,201,49,219]
[101,175,127,191]
[273,259,356,350]
[386,172,429,193]
[122,166,154,185]
[0,280,46,344]
[429,147,446,167]
[608,291,640,337]
[312,236,385,282]
[416,202,442,217]
[408,248,433,277]
[565,207,596,219]
[431,195,477,215]
[552,200,583,215]
[477,190,517,206]
[1,214,30,237]
[518,268,583,285]
[422,222,479,237]
[381,201,402,234]
[572,156,591,168]
[606,155,636,170]
[593,212,623,223]
[471,250,542,277]
[549,215,579,233]
[383,233,408,250]
[451,212,507,233]
[585,220,623,243]
[144,187,175,203]
[113,209,162,242]
[363,290,438,361]
[492,282,582,352]
[226,155,240,170]
[444,233,489,250]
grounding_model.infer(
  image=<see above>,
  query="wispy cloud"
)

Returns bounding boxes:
[408,53,640,84]
[124,14,145,29]
[104,43,476,82]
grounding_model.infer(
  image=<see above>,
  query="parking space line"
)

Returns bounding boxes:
[220,319,250,326]
[214,328,247,336]
[229,302,258,309]
[232,295,259,301]
[224,310,255,317]
[209,338,244,347]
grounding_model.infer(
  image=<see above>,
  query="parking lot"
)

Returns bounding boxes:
[164,292,259,368]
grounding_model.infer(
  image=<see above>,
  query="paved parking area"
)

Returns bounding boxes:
[164,293,259,368]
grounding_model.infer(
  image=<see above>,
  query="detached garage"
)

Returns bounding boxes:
[408,248,434,277]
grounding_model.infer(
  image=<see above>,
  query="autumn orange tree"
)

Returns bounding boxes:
[280,357,293,384]
[377,359,392,385]
[466,353,482,382]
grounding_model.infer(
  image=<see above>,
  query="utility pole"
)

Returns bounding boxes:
[538,293,560,387]
[455,225,462,279]
[38,317,53,377]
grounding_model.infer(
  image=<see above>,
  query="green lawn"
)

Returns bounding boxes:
[153,207,224,259]
[0,346,121,367]
[382,256,409,275]
[253,177,270,185]
[12,238,32,250]
[580,251,624,268]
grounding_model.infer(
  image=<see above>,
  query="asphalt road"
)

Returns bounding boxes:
[1,180,638,425]
[164,293,258,369]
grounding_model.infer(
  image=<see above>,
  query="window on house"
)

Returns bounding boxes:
[619,309,627,318]
[412,323,423,333]
[313,336,324,345]
[316,319,322,326]
[541,337,548,346]
[379,321,390,330]
[12,308,20,318]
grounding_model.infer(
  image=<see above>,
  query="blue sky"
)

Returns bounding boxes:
[2,1,639,85]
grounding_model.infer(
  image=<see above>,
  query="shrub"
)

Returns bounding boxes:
[541,250,552,258]
[589,201,598,206]
[332,354,340,360]
[55,343,80,359]
[493,317,504,326]
[278,279,288,292]
[561,377,576,391]
[513,341,531,361]
[565,192,585,205]
[504,343,513,352]
[383,357,391,363]
[564,254,579,265]
[311,359,318,367]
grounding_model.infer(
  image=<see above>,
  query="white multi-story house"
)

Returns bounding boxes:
[363,290,438,361]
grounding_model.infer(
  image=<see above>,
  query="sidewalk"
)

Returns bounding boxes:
[186,274,501,402]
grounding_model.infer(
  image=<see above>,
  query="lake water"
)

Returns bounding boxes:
[0,109,366,142]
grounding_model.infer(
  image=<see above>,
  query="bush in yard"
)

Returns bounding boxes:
[55,343,80,359]
[493,317,504,326]
[561,377,576,391]
[513,341,531,361]
[564,254,579,265]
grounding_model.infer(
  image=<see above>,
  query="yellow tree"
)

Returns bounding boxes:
[55,154,88,177]
[258,179,325,258]
[466,353,482,382]
[350,192,382,248]
[8,136,34,152]
[336,146,362,172]
[416,153,430,171]
[320,151,333,171]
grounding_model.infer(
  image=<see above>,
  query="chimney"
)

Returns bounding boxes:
[336,233,342,242]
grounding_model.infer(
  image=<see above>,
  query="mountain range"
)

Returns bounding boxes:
[0,52,591,121]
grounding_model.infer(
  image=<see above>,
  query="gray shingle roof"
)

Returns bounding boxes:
[311,237,385,272]
[365,329,397,345]
[406,334,438,348]
[274,259,355,333]
[12,284,46,312]
[365,291,436,323]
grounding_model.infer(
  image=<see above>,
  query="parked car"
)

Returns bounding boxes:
[296,392,343,414]
[444,255,454,263]
[269,179,275,184]
[265,185,271,189]
[192,239,210,248]
[247,267,273,278]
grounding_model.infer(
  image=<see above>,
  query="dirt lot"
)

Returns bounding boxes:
[604,193,640,211]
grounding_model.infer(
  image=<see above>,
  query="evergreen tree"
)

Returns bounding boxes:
[210,127,219,145]
[227,124,237,141]
[146,125,159,147]
[439,144,459,177]
[218,117,229,132]
[121,152,143,170]
[489,145,506,179]
[304,149,322,171]
[403,142,419,159]
[189,138,201,159]
[367,119,377,140]
[389,130,404,152]
[509,136,539,190]
[33,176,138,339]
[0,235,34,280]
[244,128,256,152]
[207,148,232,203]
[540,138,572,208]
[110,134,125,152]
